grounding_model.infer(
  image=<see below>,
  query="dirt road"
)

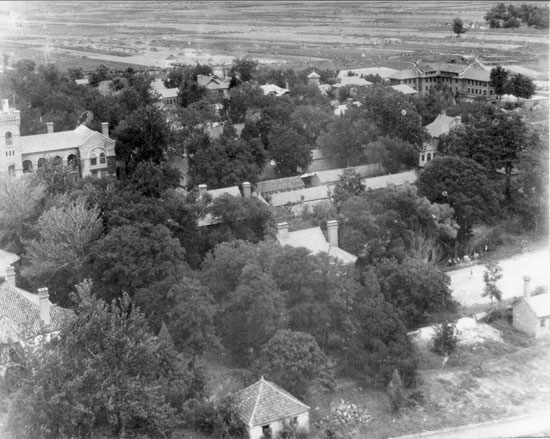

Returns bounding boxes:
[448,247,550,307]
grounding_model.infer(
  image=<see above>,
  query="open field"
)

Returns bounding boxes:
[0,2,548,74]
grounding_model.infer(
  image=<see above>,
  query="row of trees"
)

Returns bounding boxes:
[490,66,536,100]
[485,3,549,28]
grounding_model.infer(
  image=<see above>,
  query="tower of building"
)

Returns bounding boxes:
[0,99,23,176]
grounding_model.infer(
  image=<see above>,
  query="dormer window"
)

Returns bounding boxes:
[5,131,12,146]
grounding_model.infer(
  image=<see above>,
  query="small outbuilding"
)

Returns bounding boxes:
[513,276,550,338]
[236,377,310,439]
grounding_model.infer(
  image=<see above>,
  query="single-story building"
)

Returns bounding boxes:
[513,276,550,338]
[236,377,310,439]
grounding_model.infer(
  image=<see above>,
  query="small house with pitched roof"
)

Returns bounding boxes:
[513,276,550,338]
[236,377,310,439]
[420,110,462,167]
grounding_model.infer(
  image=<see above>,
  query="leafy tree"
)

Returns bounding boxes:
[387,369,405,413]
[22,198,103,306]
[453,17,466,37]
[36,156,78,195]
[332,168,365,207]
[416,156,502,241]
[375,257,455,328]
[179,77,206,107]
[490,66,509,100]
[88,222,188,302]
[253,330,333,397]
[7,281,197,438]
[229,57,258,83]
[432,321,458,355]
[0,174,46,253]
[290,105,333,145]
[89,63,110,86]
[482,260,503,303]
[364,136,418,173]
[267,124,311,176]
[507,73,535,99]
[113,104,172,176]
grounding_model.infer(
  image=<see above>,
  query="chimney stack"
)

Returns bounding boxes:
[5,266,16,287]
[276,222,289,239]
[242,181,251,198]
[101,122,109,137]
[523,276,531,299]
[327,220,339,247]
[46,122,54,134]
[2,99,9,113]
[38,287,51,326]
[198,184,207,198]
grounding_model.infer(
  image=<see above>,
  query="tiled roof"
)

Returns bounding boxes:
[390,84,418,95]
[197,75,230,90]
[277,227,357,265]
[0,249,19,269]
[207,186,242,199]
[151,78,178,99]
[0,282,70,344]
[525,294,550,318]
[314,164,383,185]
[422,62,467,75]
[260,84,290,97]
[236,377,310,427]
[334,76,373,87]
[461,64,491,82]
[362,170,417,190]
[256,176,305,195]
[20,125,113,155]
[389,69,418,80]
[337,67,398,79]
[269,185,331,207]
[425,113,462,138]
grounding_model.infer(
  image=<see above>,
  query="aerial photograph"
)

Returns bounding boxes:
[0,1,549,438]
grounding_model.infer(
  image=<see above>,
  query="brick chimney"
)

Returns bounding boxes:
[47,122,54,134]
[38,287,51,326]
[2,99,9,113]
[523,276,531,299]
[242,181,251,198]
[198,184,207,198]
[101,122,109,137]
[327,220,339,247]
[276,222,289,239]
[5,266,16,287]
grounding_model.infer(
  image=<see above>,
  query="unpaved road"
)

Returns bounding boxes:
[448,247,550,307]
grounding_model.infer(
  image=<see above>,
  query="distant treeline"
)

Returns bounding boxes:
[485,3,549,29]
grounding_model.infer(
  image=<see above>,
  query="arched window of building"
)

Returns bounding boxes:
[90,148,106,167]
[67,154,78,171]
[427,153,432,162]
[23,160,33,173]
[99,152,106,164]
[5,131,12,146]
[421,154,425,162]
[8,164,15,176]
[37,158,46,169]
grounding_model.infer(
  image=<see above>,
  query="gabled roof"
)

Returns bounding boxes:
[0,282,70,344]
[256,176,305,195]
[260,84,290,97]
[307,71,320,79]
[524,293,550,318]
[425,113,462,138]
[197,75,230,90]
[390,84,418,95]
[20,124,114,155]
[151,78,178,99]
[236,377,310,427]
[277,227,357,265]
[0,249,19,269]
[461,64,491,82]
[362,170,417,190]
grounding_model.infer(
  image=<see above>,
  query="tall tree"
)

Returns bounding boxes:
[267,124,311,176]
[490,66,509,100]
[507,73,535,99]
[364,136,418,173]
[453,17,466,37]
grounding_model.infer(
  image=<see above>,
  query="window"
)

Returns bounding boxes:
[541,319,546,328]
[99,152,106,164]
[37,158,46,169]
[8,165,15,176]
[427,153,432,162]
[5,131,12,146]
[23,160,33,173]
[91,155,97,166]
[421,154,425,162]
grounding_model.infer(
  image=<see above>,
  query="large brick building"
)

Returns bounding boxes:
[1,99,115,178]
[389,59,495,99]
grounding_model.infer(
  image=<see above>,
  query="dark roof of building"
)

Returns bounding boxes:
[236,377,310,427]
[256,176,305,194]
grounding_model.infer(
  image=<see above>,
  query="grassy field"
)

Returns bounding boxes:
[0,2,547,74]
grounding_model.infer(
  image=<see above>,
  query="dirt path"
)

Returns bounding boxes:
[448,247,550,307]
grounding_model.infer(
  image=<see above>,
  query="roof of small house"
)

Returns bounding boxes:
[151,78,179,99]
[524,293,550,318]
[236,377,310,427]
[256,176,305,195]
[269,185,331,207]
[260,84,290,97]
[390,84,418,95]
[277,227,357,265]
[0,249,19,269]
[425,113,461,138]
[0,281,70,344]
[19,124,114,155]
[197,75,230,90]
[307,71,320,79]
[362,170,417,190]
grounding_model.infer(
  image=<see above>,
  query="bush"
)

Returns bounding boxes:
[184,396,246,438]
[432,321,458,355]
[387,369,405,413]
[276,419,309,439]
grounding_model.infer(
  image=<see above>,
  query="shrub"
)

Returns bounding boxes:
[432,321,458,355]
[387,369,405,413]
[276,419,309,439]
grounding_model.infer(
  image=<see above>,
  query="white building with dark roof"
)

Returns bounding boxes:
[420,110,462,167]
[151,78,178,105]
[513,276,550,338]
[236,377,310,439]
[1,99,115,178]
